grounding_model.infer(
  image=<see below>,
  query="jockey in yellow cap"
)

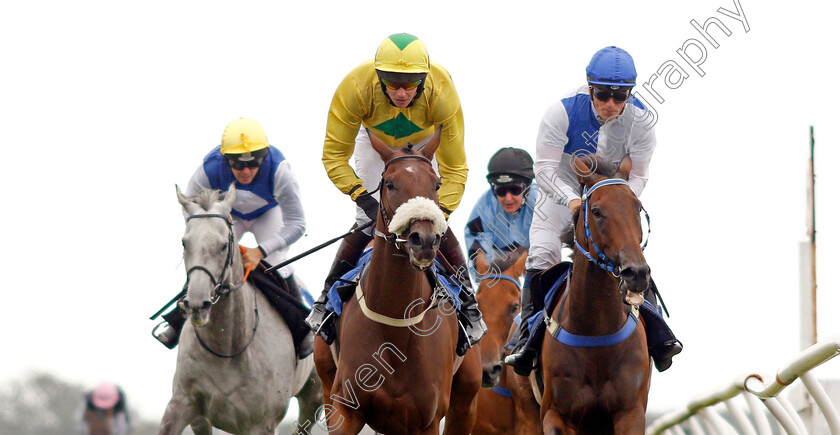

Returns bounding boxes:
[308,33,486,356]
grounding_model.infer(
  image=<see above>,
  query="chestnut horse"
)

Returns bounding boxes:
[313,130,482,435]
[472,247,527,435]
[511,156,652,434]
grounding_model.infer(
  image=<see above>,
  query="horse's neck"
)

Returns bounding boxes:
[563,252,628,334]
[204,250,254,345]
[364,235,429,316]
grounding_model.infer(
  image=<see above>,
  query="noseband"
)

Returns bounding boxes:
[573,178,651,276]
[182,213,242,304]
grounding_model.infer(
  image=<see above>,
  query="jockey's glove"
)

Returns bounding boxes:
[354,192,379,223]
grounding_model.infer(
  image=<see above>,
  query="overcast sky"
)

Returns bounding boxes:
[2,0,839,425]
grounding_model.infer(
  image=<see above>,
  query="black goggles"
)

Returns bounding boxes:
[225,155,265,171]
[493,183,526,197]
[592,87,631,103]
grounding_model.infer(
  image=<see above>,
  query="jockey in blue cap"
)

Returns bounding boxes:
[504,46,683,375]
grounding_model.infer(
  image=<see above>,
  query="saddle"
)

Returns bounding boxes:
[324,248,462,318]
[248,261,312,354]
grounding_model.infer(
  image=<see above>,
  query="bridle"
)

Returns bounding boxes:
[479,274,521,292]
[373,154,438,248]
[573,178,650,277]
[182,212,257,359]
[182,213,242,303]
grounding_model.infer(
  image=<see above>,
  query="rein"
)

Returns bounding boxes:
[183,212,258,358]
[573,178,651,276]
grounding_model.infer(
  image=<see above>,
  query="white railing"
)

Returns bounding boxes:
[647,335,840,435]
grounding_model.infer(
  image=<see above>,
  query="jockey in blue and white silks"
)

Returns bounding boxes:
[504,47,682,375]
[186,143,305,279]
[153,118,313,359]
[464,147,537,281]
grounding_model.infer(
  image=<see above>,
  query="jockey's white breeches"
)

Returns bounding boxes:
[233,206,293,278]
[525,188,575,271]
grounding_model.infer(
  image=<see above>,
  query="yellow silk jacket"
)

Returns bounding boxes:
[322,59,467,214]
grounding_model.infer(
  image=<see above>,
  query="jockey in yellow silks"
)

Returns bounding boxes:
[308,33,486,356]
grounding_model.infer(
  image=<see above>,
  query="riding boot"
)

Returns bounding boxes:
[440,228,487,356]
[152,307,185,350]
[640,279,683,372]
[305,226,373,345]
[283,275,314,359]
[503,269,545,375]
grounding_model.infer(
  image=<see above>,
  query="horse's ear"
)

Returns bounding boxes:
[367,129,396,163]
[418,126,442,161]
[222,182,237,209]
[512,249,528,278]
[474,250,489,275]
[573,156,595,184]
[616,154,632,181]
[176,184,190,208]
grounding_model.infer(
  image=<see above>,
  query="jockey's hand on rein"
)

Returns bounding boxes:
[241,246,265,271]
[355,192,379,223]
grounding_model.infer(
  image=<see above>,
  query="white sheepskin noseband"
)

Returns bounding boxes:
[388,197,448,235]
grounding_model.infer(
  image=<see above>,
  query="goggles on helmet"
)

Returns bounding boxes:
[591,86,631,103]
[225,149,268,171]
[493,182,526,197]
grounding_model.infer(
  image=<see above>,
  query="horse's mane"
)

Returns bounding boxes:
[191,189,224,212]
[490,246,528,273]
[585,156,618,178]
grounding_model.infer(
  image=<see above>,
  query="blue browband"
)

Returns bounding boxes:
[479,274,521,291]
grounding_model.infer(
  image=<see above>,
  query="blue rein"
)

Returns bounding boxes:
[573,178,650,275]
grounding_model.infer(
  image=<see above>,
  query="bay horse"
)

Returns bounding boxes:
[313,130,482,434]
[509,155,652,434]
[159,186,322,435]
[472,247,527,435]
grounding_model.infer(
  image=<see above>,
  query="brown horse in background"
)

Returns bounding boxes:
[313,129,482,434]
[509,156,652,434]
[472,247,527,435]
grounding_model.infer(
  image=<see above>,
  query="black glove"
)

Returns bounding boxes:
[354,192,379,223]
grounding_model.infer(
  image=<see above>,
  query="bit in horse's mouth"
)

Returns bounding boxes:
[412,258,433,270]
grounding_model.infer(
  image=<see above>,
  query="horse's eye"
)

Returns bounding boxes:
[591,207,603,218]
[181,239,186,248]
[385,179,395,190]
[436,181,442,191]
[510,303,520,315]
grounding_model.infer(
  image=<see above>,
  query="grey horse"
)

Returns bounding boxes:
[159,186,322,435]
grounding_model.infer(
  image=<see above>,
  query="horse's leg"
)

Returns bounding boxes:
[325,402,365,435]
[443,347,482,435]
[188,417,213,435]
[158,395,199,435]
[542,408,574,435]
[313,337,336,407]
[613,406,647,435]
[508,366,542,435]
[294,364,324,431]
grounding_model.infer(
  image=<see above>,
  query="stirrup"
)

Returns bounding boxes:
[152,321,179,350]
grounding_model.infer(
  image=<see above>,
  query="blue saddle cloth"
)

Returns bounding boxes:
[325,248,462,317]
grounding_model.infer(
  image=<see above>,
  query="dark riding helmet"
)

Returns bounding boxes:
[486,147,535,185]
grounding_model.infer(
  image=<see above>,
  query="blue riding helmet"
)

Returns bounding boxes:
[586,46,636,87]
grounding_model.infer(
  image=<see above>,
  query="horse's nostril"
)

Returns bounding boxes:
[409,232,422,246]
[201,301,212,311]
[491,364,502,376]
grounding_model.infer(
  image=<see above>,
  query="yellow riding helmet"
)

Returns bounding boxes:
[374,33,430,74]
[220,117,269,155]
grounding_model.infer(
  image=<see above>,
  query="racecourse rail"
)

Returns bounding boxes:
[646,335,840,434]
